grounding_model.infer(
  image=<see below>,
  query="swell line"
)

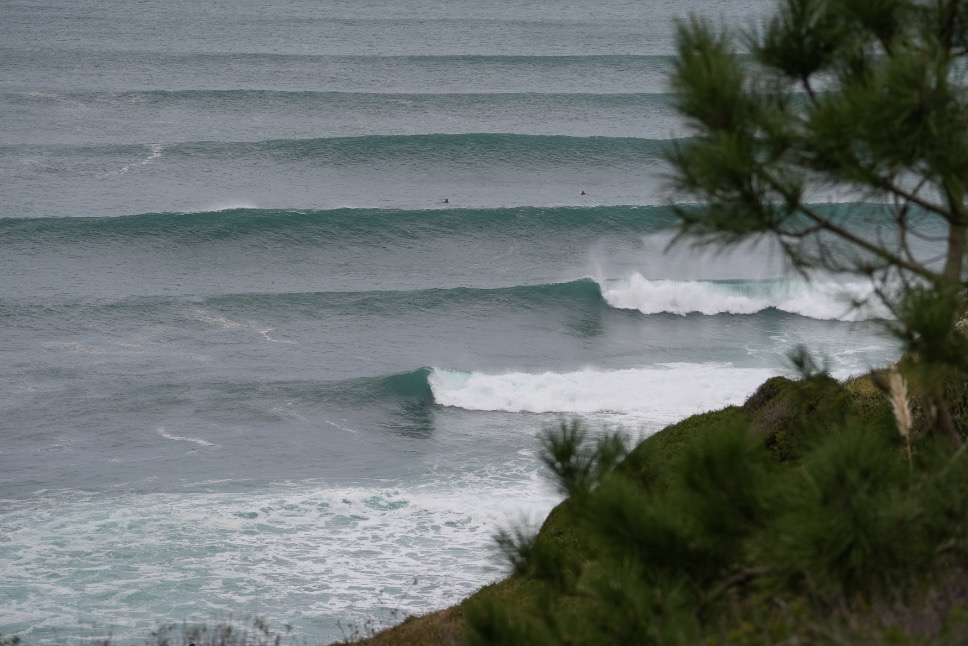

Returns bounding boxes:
[1,133,672,163]
[0,275,894,323]
[0,49,676,64]
[0,279,606,320]
[5,89,676,103]
[0,205,678,242]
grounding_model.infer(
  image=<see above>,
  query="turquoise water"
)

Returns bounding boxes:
[0,0,902,643]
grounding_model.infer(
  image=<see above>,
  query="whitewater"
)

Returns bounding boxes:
[0,0,902,643]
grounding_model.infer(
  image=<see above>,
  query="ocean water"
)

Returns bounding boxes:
[1,0,903,643]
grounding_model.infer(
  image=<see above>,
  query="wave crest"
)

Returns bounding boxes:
[427,364,777,419]
[600,272,890,321]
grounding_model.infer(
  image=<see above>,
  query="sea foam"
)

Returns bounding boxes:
[600,272,891,321]
[428,363,779,423]
[0,473,558,644]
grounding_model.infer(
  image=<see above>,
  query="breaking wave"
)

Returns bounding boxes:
[600,273,891,321]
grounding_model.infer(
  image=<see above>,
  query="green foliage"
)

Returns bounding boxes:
[584,476,712,584]
[895,285,968,390]
[619,406,748,492]
[463,1,968,643]
[540,421,628,498]
[667,0,968,448]
[762,422,911,597]
[744,372,855,461]
[492,423,629,589]
[677,422,771,554]
[464,599,541,646]
[469,372,968,645]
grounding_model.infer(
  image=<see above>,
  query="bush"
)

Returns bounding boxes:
[468,372,968,645]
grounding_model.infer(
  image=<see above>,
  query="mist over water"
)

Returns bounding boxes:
[0,0,902,643]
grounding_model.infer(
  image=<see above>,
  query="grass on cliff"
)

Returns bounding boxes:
[349,367,968,645]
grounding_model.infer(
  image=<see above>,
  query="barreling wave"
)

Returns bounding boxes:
[600,272,891,321]
[0,205,676,243]
[335,368,437,405]
[7,89,674,105]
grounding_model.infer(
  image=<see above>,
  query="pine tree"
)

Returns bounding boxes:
[463,2,968,644]
[665,0,968,444]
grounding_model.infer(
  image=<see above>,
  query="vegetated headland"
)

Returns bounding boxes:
[343,365,968,645]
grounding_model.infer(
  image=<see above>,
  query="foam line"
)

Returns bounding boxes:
[428,363,778,420]
[157,426,220,448]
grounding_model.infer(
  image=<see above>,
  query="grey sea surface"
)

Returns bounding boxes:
[0,0,900,642]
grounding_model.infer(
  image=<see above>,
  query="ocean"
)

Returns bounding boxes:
[1,0,903,643]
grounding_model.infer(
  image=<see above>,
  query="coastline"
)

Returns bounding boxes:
[342,368,968,645]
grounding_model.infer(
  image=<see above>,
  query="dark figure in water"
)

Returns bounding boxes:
[443,198,449,204]
[580,190,587,196]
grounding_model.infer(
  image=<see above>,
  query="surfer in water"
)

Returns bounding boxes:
[580,190,587,196]
[442,198,449,204]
